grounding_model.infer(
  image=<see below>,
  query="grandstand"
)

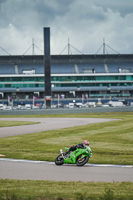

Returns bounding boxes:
[0,54,133,100]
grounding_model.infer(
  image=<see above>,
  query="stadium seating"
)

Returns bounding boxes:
[77,64,106,73]
[18,64,44,74]
[0,64,15,74]
[107,63,133,73]
[0,62,133,75]
[17,63,75,74]
[51,64,75,74]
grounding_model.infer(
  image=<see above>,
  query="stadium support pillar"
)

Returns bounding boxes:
[43,27,51,108]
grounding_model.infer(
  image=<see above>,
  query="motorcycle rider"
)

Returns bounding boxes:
[65,140,89,155]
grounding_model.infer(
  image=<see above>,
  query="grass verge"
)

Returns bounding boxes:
[0,179,133,200]
[0,112,132,118]
[0,121,39,127]
[0,112,133,165]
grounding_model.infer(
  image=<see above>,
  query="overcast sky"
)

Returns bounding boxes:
[0,0,133,55]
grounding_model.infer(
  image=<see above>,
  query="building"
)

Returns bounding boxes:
[0,54,133,100]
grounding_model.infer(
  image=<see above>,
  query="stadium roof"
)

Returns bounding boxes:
[0,54,133,65]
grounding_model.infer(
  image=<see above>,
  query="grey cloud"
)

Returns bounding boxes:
[94,0,133,16]
[0,0,73,29]
[0,0,133,55]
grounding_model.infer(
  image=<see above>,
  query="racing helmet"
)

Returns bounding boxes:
[83,140,89,146]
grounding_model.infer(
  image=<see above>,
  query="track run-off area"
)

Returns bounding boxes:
[0,117,133,182]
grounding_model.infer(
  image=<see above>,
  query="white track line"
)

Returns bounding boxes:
[0,158,132,168]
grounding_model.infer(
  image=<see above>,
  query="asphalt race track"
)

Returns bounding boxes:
[0,117,118,138]
[0,159,133,182]
[0,117,133,182]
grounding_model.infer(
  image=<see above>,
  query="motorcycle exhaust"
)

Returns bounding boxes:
[60,149,63,154]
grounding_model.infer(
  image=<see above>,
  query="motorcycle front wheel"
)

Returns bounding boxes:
[55,155,64,165]
[76,155,89,166]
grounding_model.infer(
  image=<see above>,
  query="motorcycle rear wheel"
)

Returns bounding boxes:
[55,155,64,165]
[76,155,89,166]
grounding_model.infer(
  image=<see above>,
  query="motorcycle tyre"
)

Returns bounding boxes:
[76,156,89,166]
[55,155,64,165]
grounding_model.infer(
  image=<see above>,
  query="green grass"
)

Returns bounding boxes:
[0,112,131,118]
[0,121,39,127]
[0,112,133,200]
[0,179,132,200]
[0,112,133,165]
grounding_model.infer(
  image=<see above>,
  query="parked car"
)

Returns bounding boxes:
[75,103,83,108]
[32,105,39,109]
[4,106,12,110]
[68,103,74,108]
[25,104,32,109]
[102,104,109,107]
[0,104,4,110]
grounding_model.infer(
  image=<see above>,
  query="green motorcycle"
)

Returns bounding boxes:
[55,146,92,166]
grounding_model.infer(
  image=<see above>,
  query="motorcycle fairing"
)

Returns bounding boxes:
[63,146,92,164]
